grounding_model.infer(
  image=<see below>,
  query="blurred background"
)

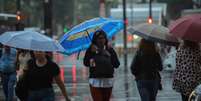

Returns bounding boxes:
[0,0,201,101]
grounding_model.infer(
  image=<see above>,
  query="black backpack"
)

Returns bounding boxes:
[91,50,114,78]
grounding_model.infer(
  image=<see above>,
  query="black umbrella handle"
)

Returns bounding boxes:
[86,30,92,41]
[77,51,80,60]
[76,30,92,60]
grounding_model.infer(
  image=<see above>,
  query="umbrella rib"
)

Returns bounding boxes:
[86,30,92,41]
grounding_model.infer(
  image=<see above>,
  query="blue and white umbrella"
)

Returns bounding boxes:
[60,17,123,55]
[0,31,64,52]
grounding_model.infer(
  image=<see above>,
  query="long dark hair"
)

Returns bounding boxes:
[16,49,35,70]
[91,30,108,48]
[17,49,35,59]
[138,39,158,54]
[183,40,199,49]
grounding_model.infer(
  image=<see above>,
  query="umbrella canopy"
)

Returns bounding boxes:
[60,17,123,55]
[128,23,179,46]
[169,14,201,42]
[0,31,64,52]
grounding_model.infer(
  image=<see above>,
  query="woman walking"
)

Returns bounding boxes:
[26,51,71,101]
[83,30,120,101]
[130,39,163,101]
[15,49,33,101]
[173,40,201,101]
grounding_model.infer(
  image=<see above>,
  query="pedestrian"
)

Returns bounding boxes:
[130,39,163,101]
[26,51,71,101]
[15,49,33,101]
[0,45,17,101]
[16,49,33,80]
[172,40,201,101]
[83,30,120,101]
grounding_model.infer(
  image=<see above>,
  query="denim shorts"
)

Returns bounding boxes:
[28,88,55,101]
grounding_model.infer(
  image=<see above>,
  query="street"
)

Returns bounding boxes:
[54,53,181,101]
[0,53,181,101]
[0,0,200,101]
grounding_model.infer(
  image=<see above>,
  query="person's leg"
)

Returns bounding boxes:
[2,74,9,101]
[147,80,159,101]
[101,87,113,101]
[89,85,103,101]
[136,80,149,101]
[181,94,189,101]
[7,73,16,101]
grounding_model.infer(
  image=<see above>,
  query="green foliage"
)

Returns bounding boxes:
[63,27,69,33]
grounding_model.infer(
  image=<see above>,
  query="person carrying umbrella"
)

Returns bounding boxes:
[0,30,70,101]
[16,49,33,80]
[0,45,17,101]
[83,30,120,101]
[25,51,71,101]
[15,49,34,101]
[169,14,201,101]
[172,40,201,101]
[130,39,163,101]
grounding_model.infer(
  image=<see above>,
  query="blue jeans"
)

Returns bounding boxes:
[28,88,55,101]
[136,80,159,101]
[1,72,17,101]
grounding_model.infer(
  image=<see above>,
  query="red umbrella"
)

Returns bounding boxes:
[169,14,201,42]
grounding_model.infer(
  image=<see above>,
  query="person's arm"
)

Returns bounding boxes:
[15,51,20,70]
[109,48,120,68]
[54,75,71,101]
[83,45,96,67]
[156,53,163,71]
[130,50,141,76]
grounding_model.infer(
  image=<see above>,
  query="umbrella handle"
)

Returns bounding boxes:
[86,30,92,41]
[77,51,81,60]
[76,30,91,60]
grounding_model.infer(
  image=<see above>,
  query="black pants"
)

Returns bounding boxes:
[181,94,188,101]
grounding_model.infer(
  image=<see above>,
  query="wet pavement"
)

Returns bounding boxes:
[0,53,181,101]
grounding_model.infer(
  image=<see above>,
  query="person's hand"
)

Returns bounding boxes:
[107,42,112,49]
[91,44,98,53]
[65,96,71,101]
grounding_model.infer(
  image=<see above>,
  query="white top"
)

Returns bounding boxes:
[18,53,31,70]
[89,78,114,88]
[17,52,31,81]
